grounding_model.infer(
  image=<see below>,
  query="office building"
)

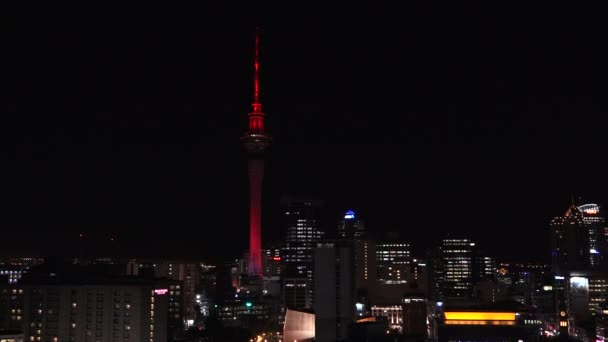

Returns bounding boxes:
[314,241,354,342]
[262,247,281,277]
[283,278,310,310]
[551,204,590,273]
[441,238,476,298]
[578,203,607,268]
[125,259,199,326]
[376,241,411,282]
[337,210,365,240]
[281,197,325,278]
[281,196,325,309]
[0,279,174,342]
[438,237,494,299]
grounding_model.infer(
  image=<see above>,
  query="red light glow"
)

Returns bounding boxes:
[272,257,281,261]
[248,27,265,131]
[248,159,264,277]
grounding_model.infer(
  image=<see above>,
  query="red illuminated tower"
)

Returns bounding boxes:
[241,28,271,278]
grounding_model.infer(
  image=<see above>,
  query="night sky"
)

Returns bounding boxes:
[2,5,607,263]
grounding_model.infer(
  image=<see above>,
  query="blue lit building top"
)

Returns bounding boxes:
[344,210,355,219]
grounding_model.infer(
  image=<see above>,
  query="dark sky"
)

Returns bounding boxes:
[2,5,607,263]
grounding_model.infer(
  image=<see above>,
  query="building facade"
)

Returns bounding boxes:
[376,242,411,282]
[441,238,476,298]
[314,241,354,342]
[281,196,325,309]
[0,280,173,342]
[551,204,590,273]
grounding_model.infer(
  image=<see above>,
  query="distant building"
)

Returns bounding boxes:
[283,278,310,310]
[0,279,175,342]
[578,203,607,268]
[426,247,444,300]
[441,238,476,298]
[477,256,496,280]
[125,259,199,326]
[402,293,428,337]
[376,241,411,282]
[439,237,494,299]
[337,209,365,240]
[354,239,376,311]
[314,241,354,342]
[0,258,43,285]
[262,247,281,277]
[551,204,590,273]
[281,196,325,309]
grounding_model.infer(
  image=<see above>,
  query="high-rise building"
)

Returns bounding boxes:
[282,278,310,310]
[281,196,325,309]
[376,241,411,282]
[262,247,281,277]
[241,29,272,278]
[551,204,590,273]
[477,256,496,280]
[441,238,476,298]
[124,259,199,326]
[354,238,377,309]
[578,203,607,268]
[281,197,325,278]
[426,247,444,300]
[438,238,495,299]
[0,279,175,342]
[314,241,354,342]
[337,210,365,240]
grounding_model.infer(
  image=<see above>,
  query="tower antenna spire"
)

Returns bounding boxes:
[252,26,262,114]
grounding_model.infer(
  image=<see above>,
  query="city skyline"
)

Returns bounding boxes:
[3,6,608,263]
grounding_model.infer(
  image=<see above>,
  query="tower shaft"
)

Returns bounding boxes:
[248,159,264,277]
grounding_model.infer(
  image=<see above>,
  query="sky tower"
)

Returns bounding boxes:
[241,28,271,278]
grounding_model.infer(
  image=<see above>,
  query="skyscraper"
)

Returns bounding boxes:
[578,203,607,268]
[281,196,325,309]
[314,241,354,342]
[551,204,589,273]
[376,241,411,282]
[337,210,365,240]
[241,29,271,278]
[262,247,281,277]
[441,238,475,298]
[281,196,325,279]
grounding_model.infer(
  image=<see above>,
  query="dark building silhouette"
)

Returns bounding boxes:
[551,204,590,273]
[314,240,354,342]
